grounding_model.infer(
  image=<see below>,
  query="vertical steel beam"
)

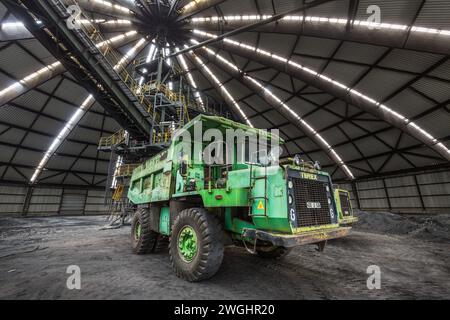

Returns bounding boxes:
[351,181,361,210]
[21,186,33,216]
[382,178,392,211]
[414,174,426,211]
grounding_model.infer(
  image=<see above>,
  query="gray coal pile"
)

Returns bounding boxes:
[354,211,450,242]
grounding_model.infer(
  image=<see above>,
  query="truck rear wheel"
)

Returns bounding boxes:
[131,208,158,254]
[256,246,291,260]
[169,208,224,282]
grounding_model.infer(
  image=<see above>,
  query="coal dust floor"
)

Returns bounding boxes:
[0,213,449,300]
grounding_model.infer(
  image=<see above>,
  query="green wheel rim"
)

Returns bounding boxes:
[135,222,142,241]
[178,226,198,262]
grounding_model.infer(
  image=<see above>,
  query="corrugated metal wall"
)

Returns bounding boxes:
[339,169,450,214]
[0,185,109,216]
[0,185,27,215]
[1,169,449,216]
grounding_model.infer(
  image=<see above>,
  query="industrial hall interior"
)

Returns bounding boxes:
[0,0,449,300]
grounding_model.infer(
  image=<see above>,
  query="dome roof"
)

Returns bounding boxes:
[0,0,449,187]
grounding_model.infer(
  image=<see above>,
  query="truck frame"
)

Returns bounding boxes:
[128,115,351,281]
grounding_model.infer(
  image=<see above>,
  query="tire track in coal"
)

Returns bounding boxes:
[246,255,329,299]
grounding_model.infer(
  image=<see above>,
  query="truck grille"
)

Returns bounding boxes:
[292,178,332,227]
[339,192,352,216]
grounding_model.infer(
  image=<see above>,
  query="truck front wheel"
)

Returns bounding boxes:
[131,208,158,254]
[256,246,292,260]
[169,208,224,282]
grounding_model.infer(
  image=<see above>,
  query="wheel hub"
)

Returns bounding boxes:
[178,226,198,262]
[135,222,142,240]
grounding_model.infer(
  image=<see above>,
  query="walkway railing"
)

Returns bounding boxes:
[115,164,140,177]
[60,0,157,120]
[99,129,126,148]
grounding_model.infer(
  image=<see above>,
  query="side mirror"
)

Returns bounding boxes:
[293,154,302,166]
[180,160,188,176]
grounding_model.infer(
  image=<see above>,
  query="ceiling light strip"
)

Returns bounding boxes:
[164,46,172,66]
[30,95,95,183]
[1,21,26,29]
[189,51,253,127]
[191,15,450,37]
[193,30,450,159]
[176,47,206,110]
[197,43,355,179]
[146,42,157,63]
[91,0,132,14]
[0,61,62,100]
[113,38,147,70]
[182,0,207,13]
[96,30,137,48]
[29,37,145,183]
[0,31,138,106]
[77,19,132,25]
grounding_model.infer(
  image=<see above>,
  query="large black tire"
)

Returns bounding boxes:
[256,246,292,260]
[169,208,224,282]
[131,208,158,254]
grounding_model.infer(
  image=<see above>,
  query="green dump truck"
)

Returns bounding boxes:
[334,188,358,226]
[128,115,351,281]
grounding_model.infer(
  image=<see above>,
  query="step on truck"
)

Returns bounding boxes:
[128,115,351,281]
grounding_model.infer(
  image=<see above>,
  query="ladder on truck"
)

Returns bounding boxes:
[249,164,268,218]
